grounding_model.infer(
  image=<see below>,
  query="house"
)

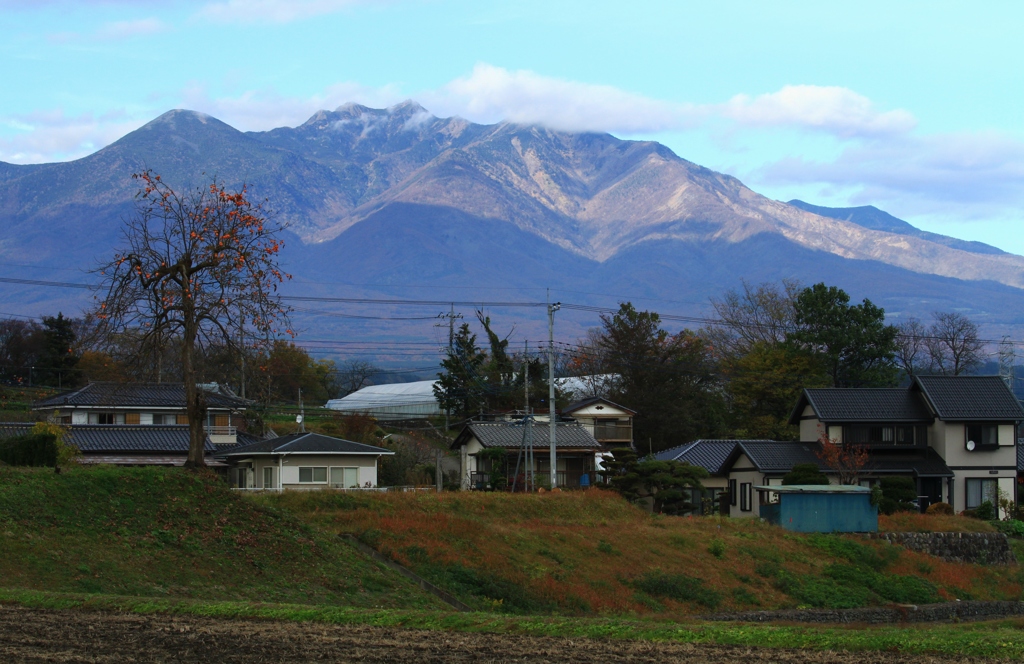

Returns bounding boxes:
[217,432,393,490]
[789,375,1022,515]
[561,397,635,449]
[451,421,605,490]
[655,439,762,513]
[722,440,825,518]
[32,382,250,445]
[0,422,229,467]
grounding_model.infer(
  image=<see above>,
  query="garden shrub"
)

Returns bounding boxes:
[630,571,722,609]
[974,501,996,521]
[926,502,954,515]
[0,433,58,467]
[707,539,726,559]
[877,476,918,515]
[995,520,1024,539]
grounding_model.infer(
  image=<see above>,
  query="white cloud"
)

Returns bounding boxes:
[196,0,377,24]
[752,130,1024,218]
[95,17,168,40]
[723,85,917,138]
[178,81,404,131]
[46,17,169,43]
[0,109,145,163]
[421,63,703,134]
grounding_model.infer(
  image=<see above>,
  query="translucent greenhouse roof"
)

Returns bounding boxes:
[325,380,439,411]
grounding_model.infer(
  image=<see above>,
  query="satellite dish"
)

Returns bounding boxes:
[966,439,976,451]
[296,415,304,424]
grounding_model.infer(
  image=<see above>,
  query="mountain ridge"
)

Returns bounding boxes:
[2,103,1024,341]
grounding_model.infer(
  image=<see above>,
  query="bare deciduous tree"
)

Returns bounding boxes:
[333,359,380,398]
[927,311,984,376]
[707,279,802,358]
[94,171,290,467]
[894,317,928,377]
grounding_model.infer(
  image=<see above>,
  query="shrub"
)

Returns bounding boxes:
[877,477,918,515]
[974,501,996,521]
[0,433,58,466]
[926,502,954,515]
[630,571,722,609]
[995,520,1024,539]
[707,539,726,559]
[782,463,829,486]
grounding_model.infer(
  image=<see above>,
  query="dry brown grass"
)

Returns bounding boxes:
[879,512,997,533]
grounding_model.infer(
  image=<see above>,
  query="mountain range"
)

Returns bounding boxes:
[1,101,1023,360]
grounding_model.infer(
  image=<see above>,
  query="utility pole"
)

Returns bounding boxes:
[548,292,560,489]
[297,388,306,433]
[999,336,1016,392]
[239,319,246,399]
[436,304,462,430]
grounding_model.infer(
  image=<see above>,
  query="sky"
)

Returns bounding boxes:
[3,0,1024,252]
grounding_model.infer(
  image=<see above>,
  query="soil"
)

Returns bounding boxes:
[0,605,1003,663]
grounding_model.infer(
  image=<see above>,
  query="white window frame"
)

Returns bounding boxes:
[965,478,998,509]
[740,482,752,512]
[298,466,328,484]
[329,466,360,488]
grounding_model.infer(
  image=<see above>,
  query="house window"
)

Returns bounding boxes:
[176,414,189,425]
[89,412,121,424]
[330,467,359,488]
[214,414,230,427]
[845,425,918,446]
[965,478,998,509]
[263,467,274,489]
[729,479,737,506]
[125,412,140,425]
[740,483,752,512]
[965,424,998,450]
[298,467,328,483]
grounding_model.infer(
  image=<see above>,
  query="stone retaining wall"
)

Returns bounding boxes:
[708,600,1024,624]
[870,531,1017,564]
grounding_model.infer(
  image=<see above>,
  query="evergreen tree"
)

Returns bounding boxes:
[37,313,81,388]
[434,323,487,421]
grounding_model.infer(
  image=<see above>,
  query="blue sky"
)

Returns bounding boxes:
[3,0,1024,252]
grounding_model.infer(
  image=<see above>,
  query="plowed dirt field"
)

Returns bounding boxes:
[0,606,1006,663]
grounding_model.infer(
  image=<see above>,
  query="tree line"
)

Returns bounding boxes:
[436,279,991,453]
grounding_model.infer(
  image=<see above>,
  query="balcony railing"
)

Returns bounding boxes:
[206,425,237,436]
[592,423,632,442]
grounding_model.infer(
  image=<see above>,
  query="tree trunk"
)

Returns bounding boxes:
[181,322,207,469]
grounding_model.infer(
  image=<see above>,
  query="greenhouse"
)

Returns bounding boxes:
[325,380,441,420]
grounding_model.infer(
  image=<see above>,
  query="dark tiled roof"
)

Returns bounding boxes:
[33,382,249,410]
[0,423,213,453]
[658,440,772,475]
[733,441,824,473]
[862,448,954,478]
[794,388,933,424]
[220,432,392,456]
[562,396,636,416]
[452,422,601,450]
[914,375,1024,421]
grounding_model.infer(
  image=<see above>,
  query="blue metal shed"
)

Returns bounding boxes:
[756,485,878,533]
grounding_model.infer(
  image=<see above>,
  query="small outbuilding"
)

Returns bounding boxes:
[756,485,878,533]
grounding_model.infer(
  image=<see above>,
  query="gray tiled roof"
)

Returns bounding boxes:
[734,441,823,473]
[0,423,214,453]
[33,382,249,410]
[453,422,601,450]
[796,388,933,424]
[862,449,954,478]
[914,375,1024,421]
[658,440,772,475]
[219,432,392,456]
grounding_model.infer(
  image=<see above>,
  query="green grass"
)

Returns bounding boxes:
[3,588,1024,659]
[0,466,443,610]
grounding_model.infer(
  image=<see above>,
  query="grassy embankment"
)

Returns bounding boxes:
[257,489,1024,616]
[0,466,444,610]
